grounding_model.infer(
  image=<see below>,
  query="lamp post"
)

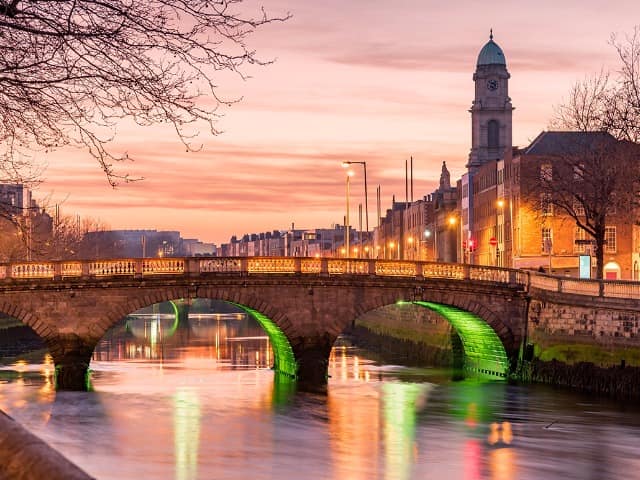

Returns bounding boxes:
[345,170,354,258]
[496,198,505,267]
[342,161,369,235]
[423,229,432,261]
[447,215,459,263]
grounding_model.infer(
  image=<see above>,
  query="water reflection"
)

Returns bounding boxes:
[3,305,640,479]
[174,389,201,480]
[94,309,271,370]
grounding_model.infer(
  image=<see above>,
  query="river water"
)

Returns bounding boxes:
[2,310,640,480]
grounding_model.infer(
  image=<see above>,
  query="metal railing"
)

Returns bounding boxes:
[1,256,640,300]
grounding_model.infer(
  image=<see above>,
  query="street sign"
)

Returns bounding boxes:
[579,255,591,279]
[489,237,498,246]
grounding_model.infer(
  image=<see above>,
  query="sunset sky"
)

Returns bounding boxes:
[40,0,639,245]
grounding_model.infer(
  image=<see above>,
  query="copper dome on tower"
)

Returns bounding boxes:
[476,30,506,66]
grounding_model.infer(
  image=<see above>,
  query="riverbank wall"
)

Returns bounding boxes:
[0,411,94,480]
[349,303,455,367]
[520,295,640,399]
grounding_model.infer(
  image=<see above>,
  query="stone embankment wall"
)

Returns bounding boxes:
[0,411,94,480]
[349,303,455,366]
[525,291,640,398]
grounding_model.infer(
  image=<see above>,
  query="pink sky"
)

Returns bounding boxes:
[39,1,639,245]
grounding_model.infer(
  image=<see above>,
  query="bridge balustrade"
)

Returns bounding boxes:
[469,266,510,283]
[89,260,137,276]
[330,260,370,275]
[373,261,416,276]
[602,281,640,299]
[5,256,640,302]
[422,263,464,279]
[300,258,322,273]
[143,259,184,274]
[9,263,55,279]
[61,262,83,277]
[558,279,601,296]
[248,258,296,273]
[199,258,242,273]
[529,274,560,291]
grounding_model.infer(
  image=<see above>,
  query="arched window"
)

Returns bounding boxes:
[488,120,499,149]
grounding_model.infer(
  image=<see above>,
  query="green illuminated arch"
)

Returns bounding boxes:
[412,301,509,379]
[230,303,298,378]
[125,300,180,339]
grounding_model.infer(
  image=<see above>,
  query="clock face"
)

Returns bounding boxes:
[487,79,499,91]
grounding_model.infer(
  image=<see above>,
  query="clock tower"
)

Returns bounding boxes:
[467,31,513,173]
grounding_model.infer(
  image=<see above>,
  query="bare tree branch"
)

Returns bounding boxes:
[0,0,290,186]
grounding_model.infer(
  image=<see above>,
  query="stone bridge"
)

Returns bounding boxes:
[2,256,640,390]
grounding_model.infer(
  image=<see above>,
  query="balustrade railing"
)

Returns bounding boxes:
[248,258,296,274]
[2,256,640,301]
[199,258,242,273]
[603,281,640,299]
[329,260,370,275]
[89,260,136,276]
[10,263,55,279]
[143,259,184,274]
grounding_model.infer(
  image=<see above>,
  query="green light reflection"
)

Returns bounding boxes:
[412,301,509,379]
[383,382,430,480]
[230,303,298,378]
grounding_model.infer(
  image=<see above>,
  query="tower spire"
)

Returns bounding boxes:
[490,28,493,40]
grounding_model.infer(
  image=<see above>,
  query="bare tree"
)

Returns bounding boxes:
[548,26,640,278]
[528,133,639,279]
[0,0,289,186]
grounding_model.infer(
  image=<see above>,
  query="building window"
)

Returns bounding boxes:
[573,163,585,181]
[574,227,588,253]
[542,227,553,253]
[541,193,553,216]
[488,120,499,149]
[573,199,585,216]
[605,226,616,253]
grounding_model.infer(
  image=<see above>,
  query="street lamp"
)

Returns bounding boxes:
[345,170,354,258]
[447,215,461,263]
[423,229,433,261]
[342,161,369,234]
[496,199,505,267]
[407,236,414,260]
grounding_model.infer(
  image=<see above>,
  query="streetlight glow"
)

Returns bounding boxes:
[340,161,369,237]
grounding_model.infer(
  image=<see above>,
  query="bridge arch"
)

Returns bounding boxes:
[412,301,509,378]
[78,287,300,387]
[355,287,517,358]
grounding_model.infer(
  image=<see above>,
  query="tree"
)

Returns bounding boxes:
[549,27,640,279]
[529,133,639,279]
[0,0,289,186]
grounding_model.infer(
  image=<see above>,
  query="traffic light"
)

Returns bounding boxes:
[468,239,476,252]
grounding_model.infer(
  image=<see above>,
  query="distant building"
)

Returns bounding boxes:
[80,229,184,259]
[0,184,53,261]
[182,238,217,256]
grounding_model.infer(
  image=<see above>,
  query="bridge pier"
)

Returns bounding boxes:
[293,335,333,391]
[50,335,96,391]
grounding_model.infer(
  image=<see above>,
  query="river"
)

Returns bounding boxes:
[1,307,640,480]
